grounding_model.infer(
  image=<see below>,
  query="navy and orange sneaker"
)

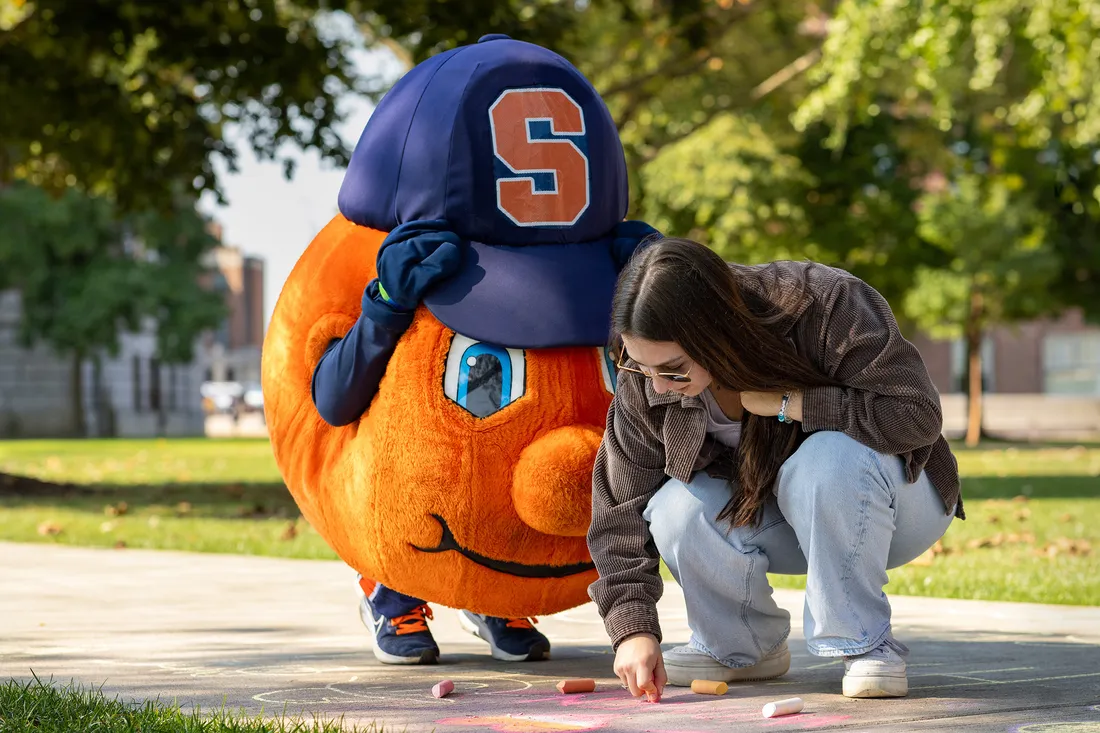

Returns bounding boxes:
[359,596,440,665]
[458,611,551,661]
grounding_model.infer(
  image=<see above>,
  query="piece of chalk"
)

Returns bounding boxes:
[762,697,804,718]
[556,679,596,694]
[690,679,729,695]
[432,680,455,698]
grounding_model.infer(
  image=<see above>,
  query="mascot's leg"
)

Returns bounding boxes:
[356,575,440,665]
[458,611,551,662]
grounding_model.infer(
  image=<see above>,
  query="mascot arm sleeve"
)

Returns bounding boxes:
[586,377,668,650]
[310,280,415,427]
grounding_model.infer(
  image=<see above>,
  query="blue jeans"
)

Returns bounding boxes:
[644,431,954,664]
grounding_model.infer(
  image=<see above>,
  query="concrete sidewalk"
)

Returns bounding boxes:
[2,542,1098,732]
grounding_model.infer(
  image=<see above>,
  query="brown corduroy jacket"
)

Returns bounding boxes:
[587,261,963,650]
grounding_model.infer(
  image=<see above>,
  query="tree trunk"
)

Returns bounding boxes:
[71,350,86,437]
[964,290,984,448]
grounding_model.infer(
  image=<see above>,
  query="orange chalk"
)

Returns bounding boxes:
[556,678,596,694]
[691,679,729,695]
[432,680,454,698]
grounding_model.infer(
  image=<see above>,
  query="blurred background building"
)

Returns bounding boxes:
[0,222,266,438]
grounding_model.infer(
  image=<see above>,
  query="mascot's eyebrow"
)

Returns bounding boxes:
[412,514,595,578]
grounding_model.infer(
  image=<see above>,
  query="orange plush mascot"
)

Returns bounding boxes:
[262,34,658,665]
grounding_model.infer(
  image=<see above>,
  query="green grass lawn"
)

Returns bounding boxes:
[765,443,1100,605]
[0,438,335,560]
[1,437,1098,605]
[0,676,381,733]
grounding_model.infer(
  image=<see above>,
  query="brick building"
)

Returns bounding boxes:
[912,309,1100,397]
[197,230,266,385]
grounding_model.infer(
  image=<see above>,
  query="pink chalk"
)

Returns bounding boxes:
[432,680,455,698]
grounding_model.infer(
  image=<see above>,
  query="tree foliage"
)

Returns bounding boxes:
[0,182,225,364]
[0,0,361,211]
[906,172,1059,340]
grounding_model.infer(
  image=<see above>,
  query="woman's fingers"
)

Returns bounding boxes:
[653,655,668,698]
[633,664,655,699]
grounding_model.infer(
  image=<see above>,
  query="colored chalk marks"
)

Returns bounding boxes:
[438,714,607,732]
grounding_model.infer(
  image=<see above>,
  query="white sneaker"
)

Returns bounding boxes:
[842,634,909,698]
[663,640,790,687]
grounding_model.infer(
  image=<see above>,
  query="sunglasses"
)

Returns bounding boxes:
[613,347,695,383]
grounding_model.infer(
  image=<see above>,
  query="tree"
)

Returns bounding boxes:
[907,173,1058,446]
[639,110,946,312]
[566,0,827,206]
[791,0,1100,441]
[349,0,829,207]
[0,183,225,435]
[0,0,363,211]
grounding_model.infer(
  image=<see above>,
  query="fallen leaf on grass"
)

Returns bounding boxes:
[1012,495,1029,503]
[280,521,299,541]
[987,515,1001,524]
[1014,508,1031,522]
[113,541,127,549]
[36,521,61,536]
[965,533,1035,550]
[104,501,128,517]
[908,540,950,566]
[175,501,192,516]
[1035,538,1092,558]
[1060,513,1075,523]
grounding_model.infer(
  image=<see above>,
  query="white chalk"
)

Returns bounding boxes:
[762,697,804,718]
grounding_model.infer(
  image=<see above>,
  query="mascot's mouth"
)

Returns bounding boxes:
[411,514,596,579]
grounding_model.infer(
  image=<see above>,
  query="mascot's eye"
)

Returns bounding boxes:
[444,334,526,418]
[598,346,617,394]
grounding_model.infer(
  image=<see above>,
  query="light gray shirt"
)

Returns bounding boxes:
[701,388,742,449]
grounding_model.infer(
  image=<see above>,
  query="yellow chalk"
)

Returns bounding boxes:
[690,679,729,695]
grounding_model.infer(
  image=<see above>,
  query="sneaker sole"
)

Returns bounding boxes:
[458,611,550,662]
[358,598,439,665]
[843,674,908,698]
[665,648,791,687]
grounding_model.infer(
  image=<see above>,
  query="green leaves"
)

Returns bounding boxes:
[0,183,225,363]
[0,0,361,211]
[794,0,1100,151]
[905,172,1059,338]
[640,113,813,263]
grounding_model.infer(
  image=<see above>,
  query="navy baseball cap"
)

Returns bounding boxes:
[337,34,636,348]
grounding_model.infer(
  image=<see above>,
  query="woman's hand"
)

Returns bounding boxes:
[741,391,803,421]
[614,633,666,702]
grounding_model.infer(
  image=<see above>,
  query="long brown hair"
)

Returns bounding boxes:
[611,237,836,528]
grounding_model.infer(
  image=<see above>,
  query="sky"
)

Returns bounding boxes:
[198,44,402,331]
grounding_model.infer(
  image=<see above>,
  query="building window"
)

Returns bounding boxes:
[132,355,142,412]
[950,337,996,393]
[168,366,177,411]
[1043,333,1100,395]
[149,358,162,411]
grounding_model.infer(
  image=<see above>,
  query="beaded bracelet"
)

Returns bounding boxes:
[778,393,793,423]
